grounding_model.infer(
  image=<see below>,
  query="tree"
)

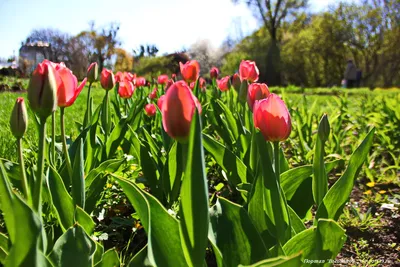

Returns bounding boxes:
[114,48,133,72]
[232,0,308,85]
[77,22,121,72]
[188,40,224,76]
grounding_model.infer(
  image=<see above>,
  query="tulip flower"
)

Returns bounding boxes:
[135,77,146,87]
[179,60,200,83]
[145,103,157,116]
[161,81,202,142]
[115,71,124,83]
[217,76,231,92]
[118,81,135,99]
[190,77,206,91]
[210,67,219,79]
[100,68,115,90]
[247,83,270,111]
[87,62,98,83]
[232,73,241,93]
[239,60,259,82]
[56,67,87,107]
[149,87,158,100]
[27,61,58,119]
[10,97,30,201]
[253,94,291,142]
[158,74,169,85]
[10,97,28,139]
[165,79,174,91]
[157,95,165,110]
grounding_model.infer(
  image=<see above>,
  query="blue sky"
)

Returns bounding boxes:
[0,0,338,59]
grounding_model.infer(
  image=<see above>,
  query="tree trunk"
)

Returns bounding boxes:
[265,39,281,86]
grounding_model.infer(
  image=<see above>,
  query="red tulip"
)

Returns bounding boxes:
[100,68,115,90]
[232,73,241,92]
[149,87,158,100]
[189,78,206,91]
[247,83,270,111]
[10,97,28,138]
[157,95,165,110]
[253,94,291,142]
[161,81,202,142]
[179,60,200,83]
[217,76,231,92]
[56,67,87,107]
[145,104,157,116]
[126,72,135,82]
[239,60,259,83]
[135,77,146,87]
[210,67,219,79]
[165,79,174,90]
[118,81,135,99]
[171,73,177,80]
[158,74,169,85]
[28,61,58,118]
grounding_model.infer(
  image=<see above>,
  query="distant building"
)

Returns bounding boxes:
[19,41,52,73]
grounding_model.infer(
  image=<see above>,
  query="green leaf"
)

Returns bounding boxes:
[95,248,119,267]
[281,160,344,200]
[0,162,17,242]
[256,132,291,246]
[0,233,9,264]
[74,206,95,235]
[283,219,346,265]
[93,242,104,266]
[316,128,375,220]
[312,137,327,206]
[72,139,85,209]
[238,252,302,267]
[127,245,152,267]
[114,176,187,267]
[208,198,268,266]
[139,141,162,200]
[203,133,249,185]
[179,111,209,266]
[288,206,306,235]
[216,99,239,140]
[85,158,125,213]
[162,141,183,204]
[49,224,96,267]
[47,166,74,231]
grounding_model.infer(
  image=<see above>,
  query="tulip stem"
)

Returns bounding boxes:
[274,141,280,184]
[33,119,46,212]
[51,112,56,165]
[60,107,73,179]
[86,82,92,126]
[17,137,30,204]
[104,90,110,145]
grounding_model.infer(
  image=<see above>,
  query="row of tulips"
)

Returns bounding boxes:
[1,56,375,266]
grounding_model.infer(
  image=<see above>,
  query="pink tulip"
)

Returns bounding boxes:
[161,81,202,142]
[217,76,231,92]
[56,66,87,107]
[145,103,157,116]
[158,74,169,85]
[253,94,291,142]
[179,60,200,83]
[118,81,135,99]
[247,83,270,111]
[239,60,259,82]
[100,68,115,90]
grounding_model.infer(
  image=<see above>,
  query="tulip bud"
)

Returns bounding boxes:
[100,68,115,90]
[149,87,158,100]
[232,73,241,93]
[238,81,249,104]
[253,94,291,142]
[247,83,270,111]
[87,62,98,83]
[118,81,135,99]
[179,60,200,83]
[10,97,28,138]
[28,62,58,119]
[318,114,330,142]
[161,81,202,143]
[157,95,165,110]
[145,103,157,116]
[158,74,169,85]
[217,76,231,92]
[239,60,259,83]
[210,67,219,79]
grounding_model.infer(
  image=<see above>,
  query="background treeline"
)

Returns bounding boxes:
[15,0,400,88]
